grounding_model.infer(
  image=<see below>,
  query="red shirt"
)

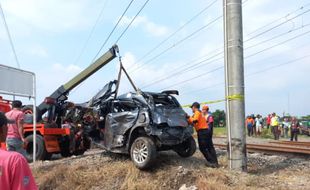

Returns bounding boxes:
[0,149,38,190]
[267,116,271,124]
[5,109,25,139]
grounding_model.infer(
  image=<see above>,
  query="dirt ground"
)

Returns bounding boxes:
[31,140,310,190]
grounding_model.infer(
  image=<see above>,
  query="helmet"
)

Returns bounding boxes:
[202,105,209,111]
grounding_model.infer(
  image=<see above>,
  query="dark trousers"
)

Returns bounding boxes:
[272,126,280,140]
[291,129,298,141]
[247,126,252,137]
[197,129,218,164]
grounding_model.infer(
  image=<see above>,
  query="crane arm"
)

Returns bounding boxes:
[38,45,118,117]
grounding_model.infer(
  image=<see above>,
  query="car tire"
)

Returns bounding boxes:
[25,134,46,162]
[174,136,196,158]
[130,137,157,170]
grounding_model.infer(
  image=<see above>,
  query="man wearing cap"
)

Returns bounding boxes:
[5,100,27,157]
[0,112,38,190]
[187,102,218,167]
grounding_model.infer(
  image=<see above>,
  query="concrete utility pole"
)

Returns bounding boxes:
[223,0,247,171]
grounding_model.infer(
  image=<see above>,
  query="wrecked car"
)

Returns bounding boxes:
[86,80,196,169]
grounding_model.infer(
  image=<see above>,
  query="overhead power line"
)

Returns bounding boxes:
[181,54,310,96]
[91,0,135,62]
[244,8,310,42]
[115,0,151,44]
[129,0,251,72]
[158,29,310,91]
[129,0,219,70]
[246,23,310,50]
[141,22,310,90]
[130,15,223,73]
[181,42,310,95]
[70,0,135,96]
[160,66,223,91]
[141,52,223,89]
[73,0,109,66]
[245,29,310,59]
[247,3,310,36]
[0,1,20,68]
[246,54,310,77]
[130,1,308,74]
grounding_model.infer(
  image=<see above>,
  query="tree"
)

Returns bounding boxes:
[212,109,226,127]
[301,115,310,120]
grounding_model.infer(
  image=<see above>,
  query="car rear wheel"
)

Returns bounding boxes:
[130,137,156,170]
[173,136,196,158]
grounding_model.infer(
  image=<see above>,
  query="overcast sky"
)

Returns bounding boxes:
[0,0,309,116]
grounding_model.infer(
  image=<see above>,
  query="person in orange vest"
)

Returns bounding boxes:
[245,116,254,137]
[187,102,218,168]
[201,105,218,165]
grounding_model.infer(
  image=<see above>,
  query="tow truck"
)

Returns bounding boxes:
[0,45,118,161]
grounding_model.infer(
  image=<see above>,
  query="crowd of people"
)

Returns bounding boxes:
[245,113,300,141]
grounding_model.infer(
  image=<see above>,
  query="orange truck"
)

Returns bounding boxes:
[0,96,11,149]
[0,45,118,161]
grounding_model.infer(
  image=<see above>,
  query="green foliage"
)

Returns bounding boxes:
[214,127,227,136]
[212,109,226,127]
[301,115,310,120]
[260,128,274,139]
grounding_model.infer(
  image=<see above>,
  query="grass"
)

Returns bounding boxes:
[260,128,274,139]
[214,127,227,136]
[31,146,310,190]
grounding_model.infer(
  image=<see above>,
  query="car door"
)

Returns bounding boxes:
[104,99,139,150]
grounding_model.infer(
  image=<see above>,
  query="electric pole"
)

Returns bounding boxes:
[223,0,247,171]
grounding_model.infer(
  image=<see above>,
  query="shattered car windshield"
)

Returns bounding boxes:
[152,94,180,107]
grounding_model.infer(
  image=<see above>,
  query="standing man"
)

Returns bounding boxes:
[255,114,263,136]
[0,112,38,190]
[271,113,280,140]
[266,114,271,130]
[5,100,27,157]
[251,114,257,137]
[290,117,300,141]
[282,118,290,138]
[187,102,218,168]
[245,116,254,137]
[202,105,218,165]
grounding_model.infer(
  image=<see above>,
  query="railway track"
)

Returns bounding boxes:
[269,140,310,147]
[214,142,310,155]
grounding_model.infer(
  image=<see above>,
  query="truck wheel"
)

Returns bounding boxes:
[130,137,157,170]
[44,153,53,160]
[174,136,196,158]
[25,135,47,162]
[60,136,72,157]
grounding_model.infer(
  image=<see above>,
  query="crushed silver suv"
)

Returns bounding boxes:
[86,81,196,169]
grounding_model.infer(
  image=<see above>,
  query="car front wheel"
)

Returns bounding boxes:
[130,137,157,170]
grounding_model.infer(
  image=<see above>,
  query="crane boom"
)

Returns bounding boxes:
[38,45,118,116]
